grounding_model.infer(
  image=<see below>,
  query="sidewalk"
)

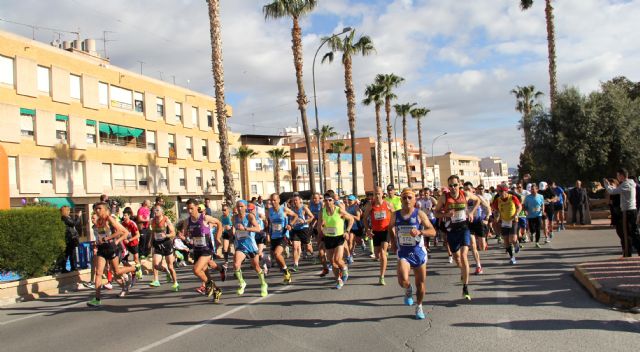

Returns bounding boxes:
[574,257,640,309]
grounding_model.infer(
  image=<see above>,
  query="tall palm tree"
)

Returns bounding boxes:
[267,148,290,195]
[207,0,235,205]
[520,0,557,114]
[394,103,416,188]
[264,0,318,194]
[363,83,385,187]
[511,85,544,150]
[329,141,349,194]
[410,107,430,189]
[322,29,375,195]
[375,74,405,186]
[312,124,337,190]
[234,145,258,200]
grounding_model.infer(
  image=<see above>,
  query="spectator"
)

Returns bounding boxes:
[173,231,191,267]
[568,180,589,225]
[137,200,151,258]
[60,206,82,273]
[603,168,640,257]
[204,198,213,216]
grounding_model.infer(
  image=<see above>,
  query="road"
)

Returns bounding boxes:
[1,228,639,352]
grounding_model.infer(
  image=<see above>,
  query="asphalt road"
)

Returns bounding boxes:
[1,228,639,352]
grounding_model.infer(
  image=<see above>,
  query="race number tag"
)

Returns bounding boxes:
[97,230,108,241]
[324,227,337,235]
[374,211,386,220]
[452,210,467,223]
[154,232,165,241]
[193,237,207,247]
[398,225,416,246]
[236,230,250,240]
[271,223,283,232]
[501,220,513,228]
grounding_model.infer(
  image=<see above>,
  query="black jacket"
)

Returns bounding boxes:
[568,187,588,206]
[62,215,81,245]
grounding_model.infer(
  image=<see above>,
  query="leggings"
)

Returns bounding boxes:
[528,217,542,243]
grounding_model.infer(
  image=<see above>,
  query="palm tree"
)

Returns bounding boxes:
[511,85,544,150]
[322,29,375,195]
[328,141,349,194]
[234,146,258,200]
[394,103,416,188]
[267,148,290,195]
[375,74,405,186]
[410,107,430,189]
[312,124,337,190]
[207,0,235,205]
[264,0,318,194]
[520,0,557,114]
[363,83,385,188]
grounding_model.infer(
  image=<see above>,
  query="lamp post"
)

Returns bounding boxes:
[431,132,447,188]
[393,115,401,187]
[312,27,352,194]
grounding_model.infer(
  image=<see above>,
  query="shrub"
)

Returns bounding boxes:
[0,207,65,278]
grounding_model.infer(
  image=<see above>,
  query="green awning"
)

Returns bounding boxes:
[86,119,96,126]
[128,127,144,138]
[55,114,69,121]
[20,108,35,116]
[40,197,75,208]
[98,122,144,138]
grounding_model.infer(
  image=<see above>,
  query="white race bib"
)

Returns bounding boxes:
[397,225,415,236]
[399,234,416,246]
[452,210,467,223]
[324,227,337,235]
[501,220,513,228]
[154,232,165,241]
[236,230,250,240]
[271,223,283,232]
[374,211,387,220]
[193,237,207,247]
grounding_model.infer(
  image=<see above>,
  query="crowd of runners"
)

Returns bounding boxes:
[85,178,571,320]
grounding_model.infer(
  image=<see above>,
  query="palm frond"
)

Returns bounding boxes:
[321,52,334,64]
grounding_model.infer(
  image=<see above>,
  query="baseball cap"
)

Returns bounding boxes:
[539,181,548,190]
[247,203,256,211]
[347,195,357,201]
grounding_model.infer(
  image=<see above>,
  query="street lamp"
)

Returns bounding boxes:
[312,26,352,194]
[431,132,447,188]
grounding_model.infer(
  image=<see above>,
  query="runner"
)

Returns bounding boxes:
[551,181,567,231]
[345,195,362,264]
[232,200,268,296]
[539,181,558,243]
[492,184,523,264]
[434,175,480,300]
[385,184,402,212]
[416,188,438,250]
[317,190,354,289]
[249,202,269,275]
[219,204,233,271]
[289,194,314,272]
[309,192,326,266]
[121,207,143,284]
[463,182,490,274]
[266,193,297,284]
[87,202,136,307]
[514,183,530,243]
[524,183,545,248]
[148,205,179,291]
[363,186,394,285]
[389,188,436,319]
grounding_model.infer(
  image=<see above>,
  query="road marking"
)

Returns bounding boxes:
[132,283,295,352]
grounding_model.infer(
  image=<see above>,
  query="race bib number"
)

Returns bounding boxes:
[374,211,387,220]
[97,230,107,240]
[193,237,207,247]
[452,210,467,223]
[324,227,337,235]
[236,230,250,240]
[154,232,165,241]
[399,234,416,246]
[501,220,513,228]
[271,223,283,232]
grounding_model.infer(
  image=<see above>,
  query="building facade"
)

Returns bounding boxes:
[239,134,292,199]
[0,30,235,215]
[433,152,481,187]
[480,156,509,177]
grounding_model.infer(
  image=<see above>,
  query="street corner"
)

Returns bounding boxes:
[574,258,640,309]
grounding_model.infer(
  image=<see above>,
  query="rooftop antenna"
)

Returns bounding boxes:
[137,60,144,74]
[101,30,115,58]
[171,75,176,84]
[158,71,164,81]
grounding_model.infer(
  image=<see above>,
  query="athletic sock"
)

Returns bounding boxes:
[234,270,244,283]
[258,271,266,285]
[223,251,229,262]
[507,245,513,258]
[368,238,374,253]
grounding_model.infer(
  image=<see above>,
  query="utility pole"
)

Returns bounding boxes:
[137,61,144,74]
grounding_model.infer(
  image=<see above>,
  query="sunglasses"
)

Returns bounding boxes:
[324,198,333,202]
[402,196,414,200]
[449,183,459,188]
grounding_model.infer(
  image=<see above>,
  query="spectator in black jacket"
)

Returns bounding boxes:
[60,206,82,272]
[568,180,589,225]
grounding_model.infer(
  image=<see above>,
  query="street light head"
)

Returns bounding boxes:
[341,27,353,34]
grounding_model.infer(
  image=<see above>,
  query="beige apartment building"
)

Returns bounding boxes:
[239,134,292,199]
[432,152,481,186]
[0,30,235,214]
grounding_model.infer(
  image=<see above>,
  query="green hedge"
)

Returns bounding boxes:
[0,207,65,278]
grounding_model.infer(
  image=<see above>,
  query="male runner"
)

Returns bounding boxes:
[345,195,362,264]
[121,207,143,284]
[289,194,314,271]
[524,183,545,248]
[363,186,393,285]
[266,193,297,284]
[232,200,268,296]
[317,190,354,289]
[463,182,490,274]
[148,205,179,291]
[492,185,523,264]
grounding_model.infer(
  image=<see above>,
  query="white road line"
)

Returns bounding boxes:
[132,283,296,352]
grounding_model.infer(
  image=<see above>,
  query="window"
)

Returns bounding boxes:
[98,82,109,105]
[168,133,176,152]
[99,122,146,148]
[110,85,133,109]
[159,167,168,188]
[70,74,81,99]
[206,110,213,128]
[113,164,137,188]
[251,159,263,171]
[185,137,193,157]
[179,168,186,187]
[86,120,97,144]
[8,157,17,187]
[37,66,50,93]
[41,159,53,184]
[102,164,112,188]
[313,163,320,173]
[73,161,84,187]
[134,91,144,112]
[191,107,198,127]
[138,166,148,187]
[251,184,258,195]
[0,55,14,85]
[20,109,35,138]
[297,164,308,175]
[146,130,156,152]
[175,102,182,122]
[55,115,68,142]
[196,170,202,187]
[156,97,164,117]
[201,139,208,157]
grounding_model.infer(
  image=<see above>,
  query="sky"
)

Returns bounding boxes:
[1,0,639,167]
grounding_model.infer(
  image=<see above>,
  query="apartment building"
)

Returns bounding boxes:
[239,134,292,199]
[480,156,509,177]
[0,30,235,213]
[432,152,482,186]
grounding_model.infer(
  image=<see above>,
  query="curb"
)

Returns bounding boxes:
[574,263,640,309]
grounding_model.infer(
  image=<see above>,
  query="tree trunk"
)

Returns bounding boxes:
[274,157,280,195]
[417,118,425,189]
[343,56,358,195]
[337,151,342,193]
[207,0,235,205]
[545,0,557,115]
[291,17,315,194]
[375,103,383,187]
[385,97,393,186]
[322,138,328,191]
[239,158,247,199]
[403,115,411,188]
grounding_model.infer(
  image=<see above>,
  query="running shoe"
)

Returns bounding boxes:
[260,283,268,297]
[379,276,386,286]
[474,267,483,275]
[87,298,101,307]
[346,256,354,265]
[136,266,143,279]
[404,286,414,306]
[212,287,222,303]
[283,269,292,284]
[82,282,95,289]
[118,289,127,298]
[341,269,349,283]
[510,257,517,265]
[415,305,426,320]
[319,268,329,277]
[205,280,214,297]
[104,282,113,290]
[196,285,206,295]
[463,285,471,300]
[291,264,298,273]
[448,256,453,264]
[149,280,160,287]
[535,242,541,248]
[262,263,269,277]
[237,281,247,295]
[140,255,147,260]
[369,253,376,259]
[497,237,503,244]
[336,278,344,289]
[171,282,180,292]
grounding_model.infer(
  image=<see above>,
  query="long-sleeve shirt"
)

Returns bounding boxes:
[605,179,637,211]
